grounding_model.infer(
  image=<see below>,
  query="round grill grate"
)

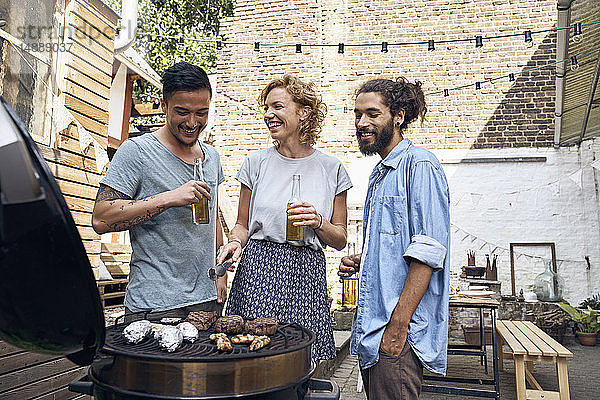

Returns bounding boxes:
[101,322,315,361]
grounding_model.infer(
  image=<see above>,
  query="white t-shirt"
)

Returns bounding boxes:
[237,147,353,250]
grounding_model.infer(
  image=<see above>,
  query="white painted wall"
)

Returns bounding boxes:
[347,139,600,305]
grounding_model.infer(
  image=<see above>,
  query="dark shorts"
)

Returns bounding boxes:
[361,342,423,400]
[124,300,223,323]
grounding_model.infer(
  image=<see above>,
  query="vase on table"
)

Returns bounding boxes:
[533,260,564,302]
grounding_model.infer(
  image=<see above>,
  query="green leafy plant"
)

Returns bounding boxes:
[579,294,600,310]
[557,303,600,333]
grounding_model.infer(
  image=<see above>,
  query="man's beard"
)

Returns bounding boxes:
[357,119,395,156]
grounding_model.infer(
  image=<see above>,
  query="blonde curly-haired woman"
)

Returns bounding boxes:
[217,75,352,361]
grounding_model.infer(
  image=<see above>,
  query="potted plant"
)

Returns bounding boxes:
[579,294,600,310]
[557,303,600,346]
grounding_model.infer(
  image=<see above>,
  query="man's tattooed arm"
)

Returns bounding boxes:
[92,184,168,234]
[95,184,131,202]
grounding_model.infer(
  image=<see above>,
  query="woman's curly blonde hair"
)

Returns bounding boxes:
[259,75,327,146]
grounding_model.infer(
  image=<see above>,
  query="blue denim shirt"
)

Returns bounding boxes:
[350,139,450,375]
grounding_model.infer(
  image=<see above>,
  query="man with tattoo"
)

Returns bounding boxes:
[92,62,227,321]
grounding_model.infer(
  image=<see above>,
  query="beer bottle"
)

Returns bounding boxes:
[285,174,303,241]
[192,158,209,224]
[342,242,359,307]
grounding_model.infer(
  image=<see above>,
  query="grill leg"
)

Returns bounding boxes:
[296,379,310,399]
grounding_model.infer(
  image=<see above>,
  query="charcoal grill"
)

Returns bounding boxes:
[69,321,339,399]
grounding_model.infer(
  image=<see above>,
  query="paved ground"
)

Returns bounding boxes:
[330,336,600,400]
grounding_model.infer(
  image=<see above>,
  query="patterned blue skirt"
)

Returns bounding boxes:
[226,239,335,360]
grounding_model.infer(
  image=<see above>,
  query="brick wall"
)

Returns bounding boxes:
[215,0,557,177]
[215,0,558,203]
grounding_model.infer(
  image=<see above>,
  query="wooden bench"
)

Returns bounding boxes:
[98,243,131,309]
[496,320,573,400]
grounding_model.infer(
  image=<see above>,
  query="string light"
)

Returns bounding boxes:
[254,42,260,52]
[570,56,579,71]
[475,35,483,48]
[444,89,449,97]
[428,40,435,51]
[216,40,222,50]
[338,43,344,54]
[296,44,302,53]
[573,22,583,43]
[429,47,600,96]
[524,30,533,47]
[135,21,600,52]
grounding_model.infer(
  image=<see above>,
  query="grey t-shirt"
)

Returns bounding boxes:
[237,147,352,250]
[100,133,225,313]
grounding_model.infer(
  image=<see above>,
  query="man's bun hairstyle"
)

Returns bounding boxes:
[357,77,427,130]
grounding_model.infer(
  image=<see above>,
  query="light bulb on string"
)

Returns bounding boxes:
[572,23,583,43]
[524,30,534,48]
[444,89,449,97]
[338,43,344,54]
[428,40,435,51]
[475,81,481,91]
[475,35,483,49]
[570,56,579,71]
[296,44,302,53]
[216,40,222,50]
[509,73,515,82]
[381,42,388,53]
[254,42,260,52]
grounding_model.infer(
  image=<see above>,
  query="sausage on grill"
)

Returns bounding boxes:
[209,332,227,341]
[214,315,244,334]
[217,336,233,352]
[245,317,279,336]
[249,335,271,351]
[231,334,256,344]
[185,311,218,331]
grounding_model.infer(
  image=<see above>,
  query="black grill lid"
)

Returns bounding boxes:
[0,97,105,365]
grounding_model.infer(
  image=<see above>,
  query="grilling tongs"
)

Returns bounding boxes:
[207,253,233,281]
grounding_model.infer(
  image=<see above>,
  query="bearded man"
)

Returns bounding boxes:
[338,78,451,400]
[92,62,227,321]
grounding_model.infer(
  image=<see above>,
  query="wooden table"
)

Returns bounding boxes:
[496,320,572,400]
[422,296,501,399]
